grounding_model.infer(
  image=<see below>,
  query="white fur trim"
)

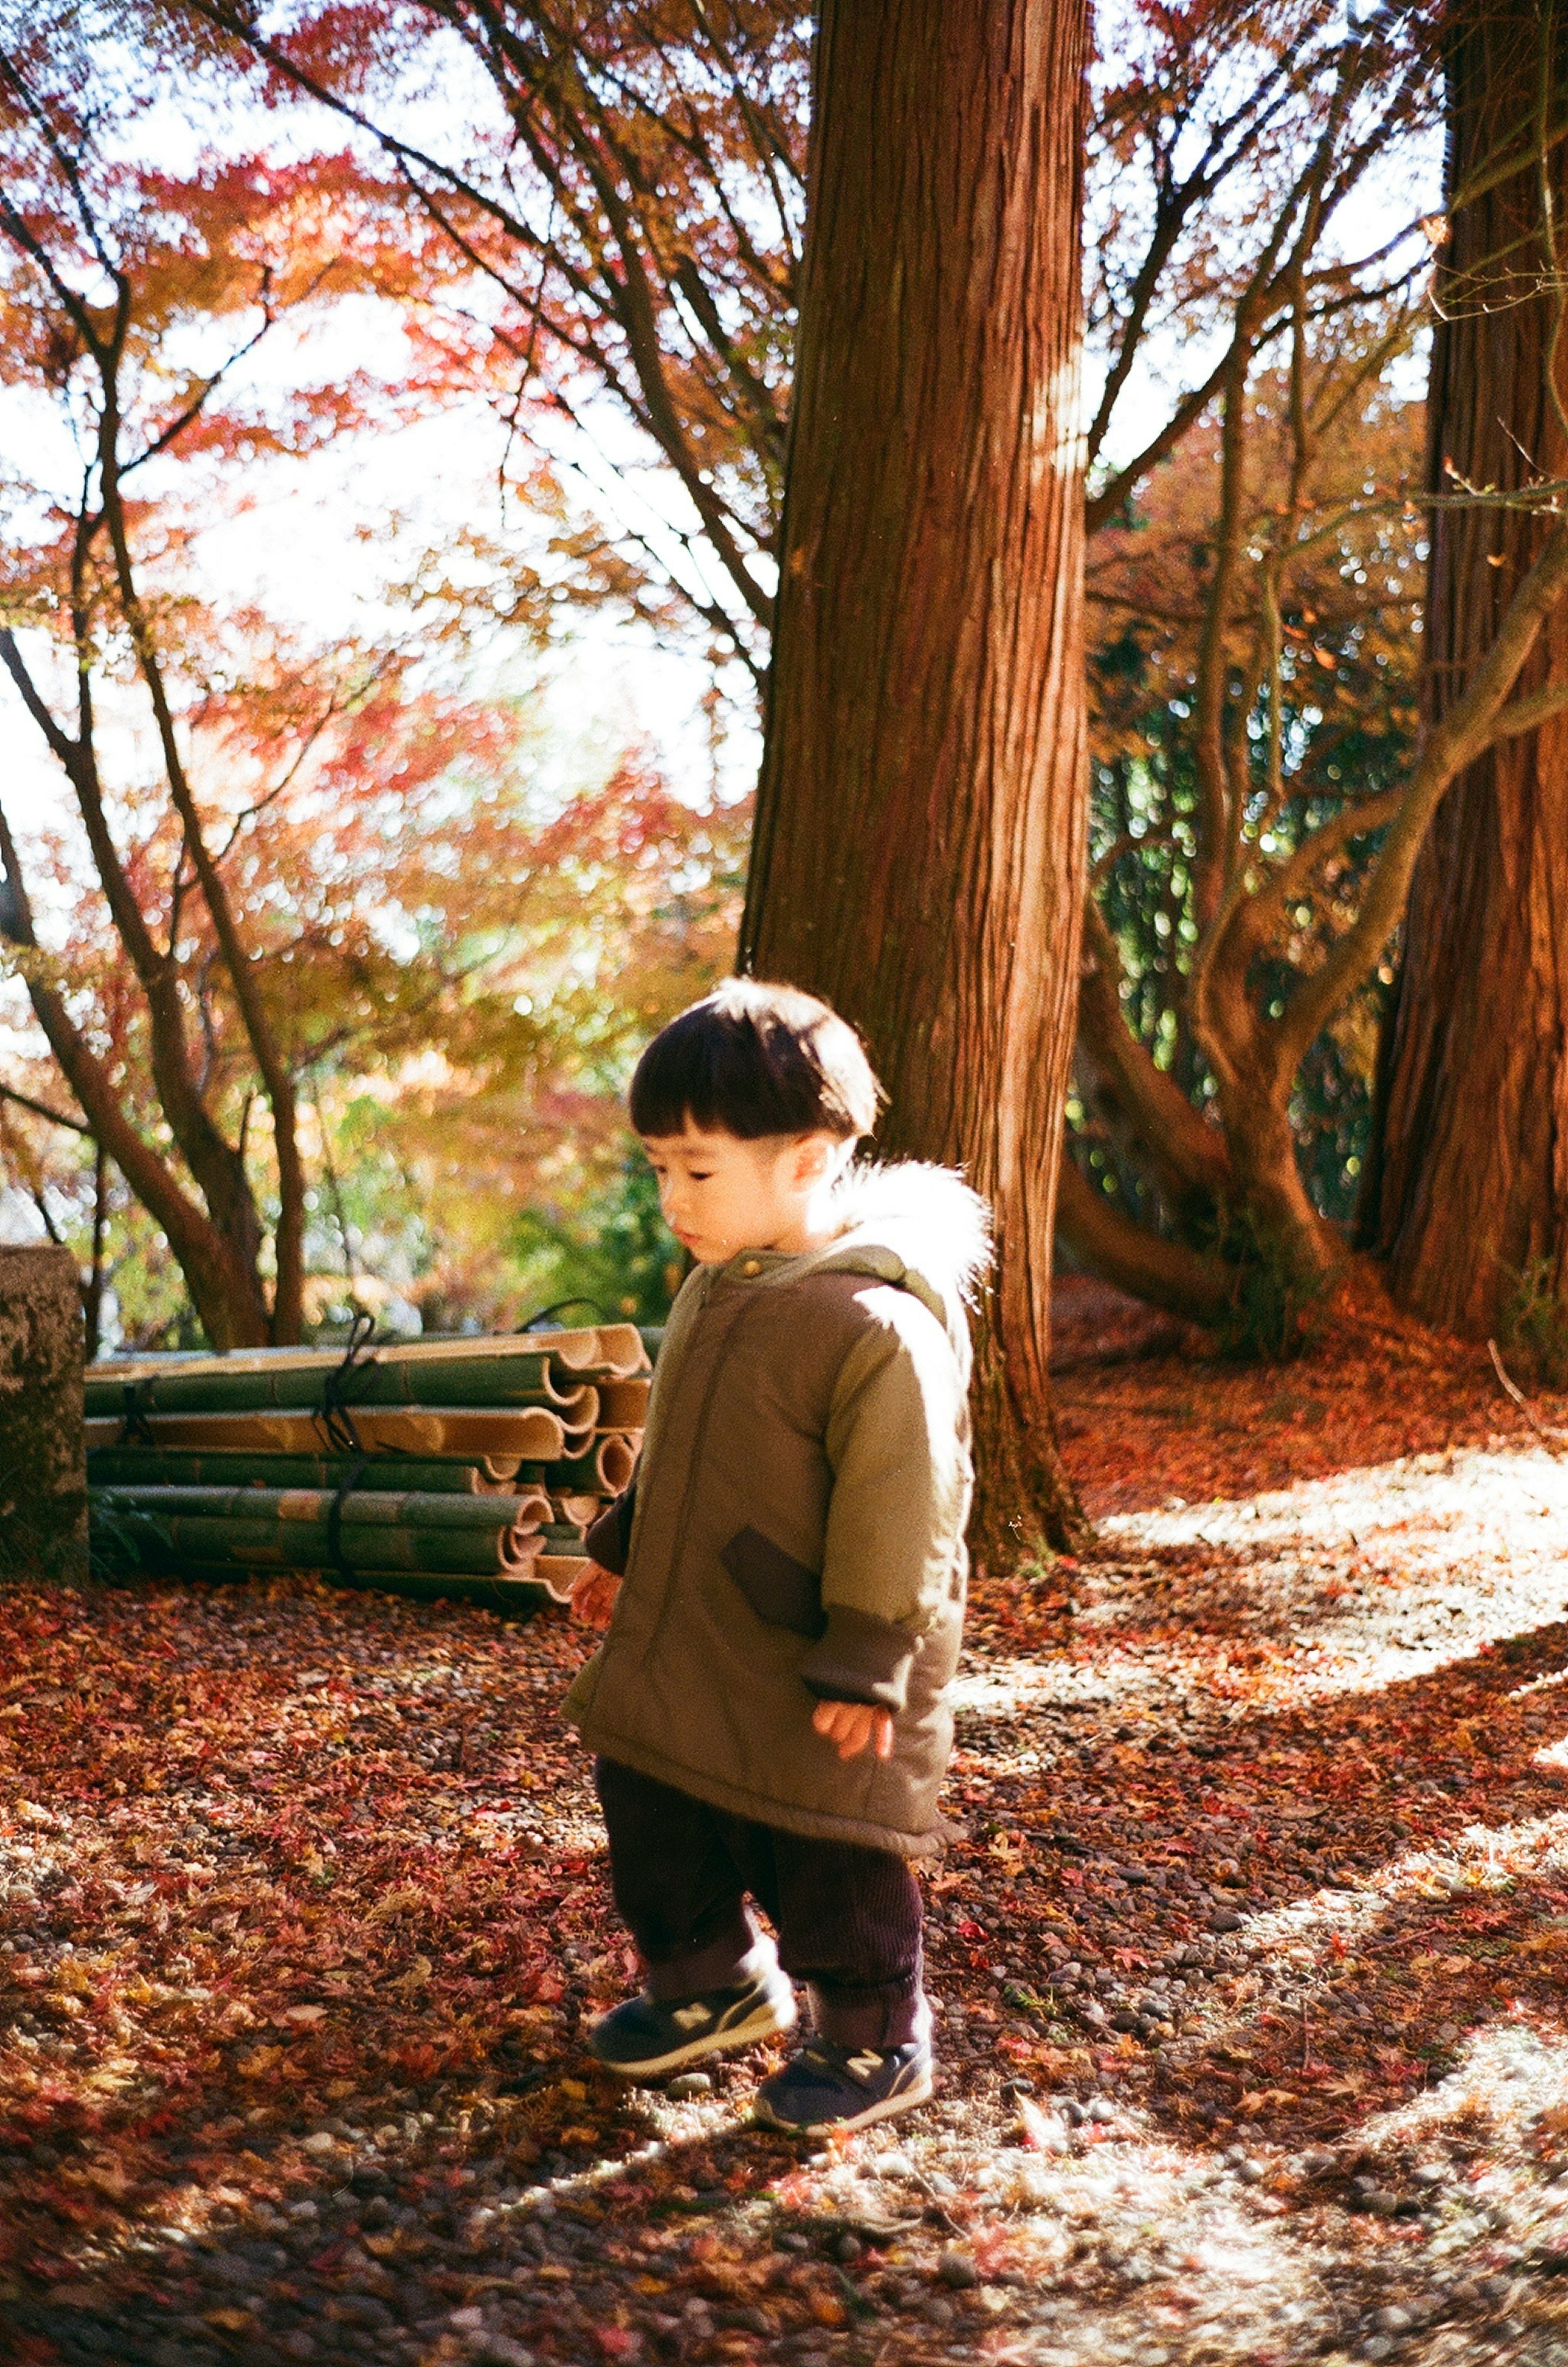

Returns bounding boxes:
[828,1158,994,1315]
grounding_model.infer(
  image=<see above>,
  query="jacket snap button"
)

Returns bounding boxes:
[740,1257,762,1277]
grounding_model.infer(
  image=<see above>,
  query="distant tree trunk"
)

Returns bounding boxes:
[739,0,1091,1557]
[1363,0,1568,1335]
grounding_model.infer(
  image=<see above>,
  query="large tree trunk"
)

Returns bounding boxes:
[1362,0,1568,1334]
[738,0,1091,1557]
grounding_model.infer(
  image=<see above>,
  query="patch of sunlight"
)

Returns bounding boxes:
[1513,1669,1568,1702]
[1094,1444,1568,1706]
[950,1654,1163,1719]
[1356,2017,1568,2157]
[1227,1812,1568,1968]
[982,2160,1333,2365]
[1106,1446,1568,1559]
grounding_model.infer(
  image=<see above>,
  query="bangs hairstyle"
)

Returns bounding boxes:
[630,978,882,1142]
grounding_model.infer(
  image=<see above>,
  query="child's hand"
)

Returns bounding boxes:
[812,1698,894,1761]
[570,1560,622,1629]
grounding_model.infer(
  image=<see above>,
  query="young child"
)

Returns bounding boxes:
[564,977,989,2133]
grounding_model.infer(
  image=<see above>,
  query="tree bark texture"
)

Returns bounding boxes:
[1365,0,1568,1333]
[739,0,1091,1556]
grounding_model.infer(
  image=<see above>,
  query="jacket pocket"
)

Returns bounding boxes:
[719,1526,826,1639]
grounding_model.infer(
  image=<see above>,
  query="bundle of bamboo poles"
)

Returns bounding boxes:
[86,1324,650,1613]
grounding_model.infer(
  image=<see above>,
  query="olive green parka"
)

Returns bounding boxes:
[563,1161,991,1857]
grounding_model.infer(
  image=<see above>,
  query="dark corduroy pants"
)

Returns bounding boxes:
[594,1757,926,2049]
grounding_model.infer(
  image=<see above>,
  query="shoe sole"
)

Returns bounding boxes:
[591,1993,798,2081]
[751,2063,935,2135]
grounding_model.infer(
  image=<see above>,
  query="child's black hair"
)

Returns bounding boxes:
[630,978,882,1141]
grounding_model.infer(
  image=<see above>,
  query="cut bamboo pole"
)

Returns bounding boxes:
[83,1405,575,1467]
[86,1449,511,1496]
[597,1379,651,1430]
[92,1487,549,1577]
[95,1484,552,1532]
[552,1493,602,1527]
[87,1321,648,1377]
[548,1434,637,1495]
[86,1322,648,1404]
[84,1356,602,1419]
[535,1554,588,1603]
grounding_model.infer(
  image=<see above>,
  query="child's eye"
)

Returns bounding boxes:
[686,1170,713,1183]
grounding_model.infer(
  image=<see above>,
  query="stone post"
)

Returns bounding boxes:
[0,1244,87,1582]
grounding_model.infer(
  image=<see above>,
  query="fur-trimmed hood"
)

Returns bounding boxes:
[810,1157,993,1366]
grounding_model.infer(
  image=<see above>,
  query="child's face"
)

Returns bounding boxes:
[641,1122,847,1264]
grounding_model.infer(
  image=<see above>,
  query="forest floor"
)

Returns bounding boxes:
[9,1313,1568,2366]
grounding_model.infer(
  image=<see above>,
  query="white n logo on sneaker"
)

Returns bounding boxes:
[672,2004,714,2030]
[847,2051,884,2080]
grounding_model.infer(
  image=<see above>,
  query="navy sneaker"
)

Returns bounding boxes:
[751,2035,934,2133]
[587,1963,797,2080]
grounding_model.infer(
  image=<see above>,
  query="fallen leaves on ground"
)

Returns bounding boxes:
[6,1329,1568,2365]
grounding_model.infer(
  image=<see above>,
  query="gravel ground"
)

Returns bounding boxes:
[5,1338,1568,2366]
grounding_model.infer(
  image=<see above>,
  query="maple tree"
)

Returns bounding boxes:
[171,0,808,684]
[0,20,742,1348]
[0,24,390,1346]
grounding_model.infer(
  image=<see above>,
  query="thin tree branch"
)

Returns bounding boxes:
[0,1081,91,1134]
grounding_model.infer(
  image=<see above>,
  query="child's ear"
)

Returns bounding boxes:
[791,1134,833,1186]
[797,1132,850,1186]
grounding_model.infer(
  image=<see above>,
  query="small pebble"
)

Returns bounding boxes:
[1374,2307,1412,2334]
[666,2071,713,2100]
[938,2247,979,2290]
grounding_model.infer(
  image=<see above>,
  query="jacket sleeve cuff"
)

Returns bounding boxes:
[584,1483,636,1577]
[799,1605,916,1714]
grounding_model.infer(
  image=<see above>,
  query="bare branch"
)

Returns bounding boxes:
[0,1081,91,1135]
